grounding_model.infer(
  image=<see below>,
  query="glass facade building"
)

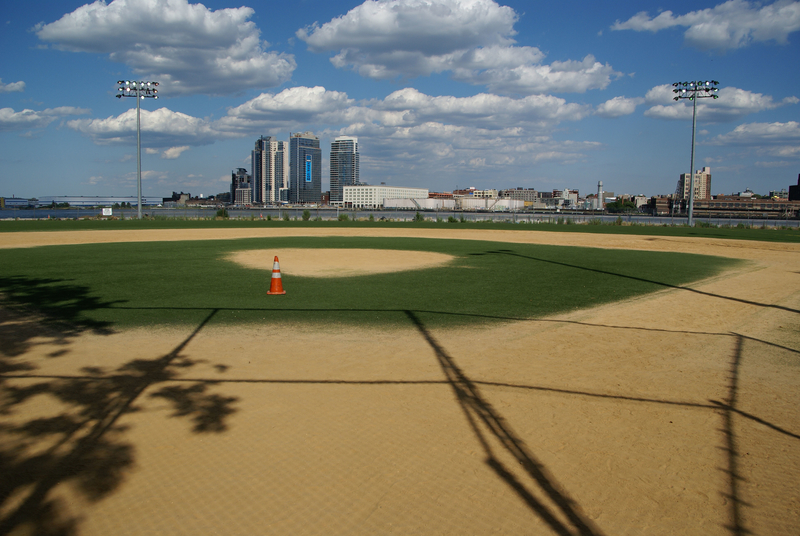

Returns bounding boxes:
[330,136,359,204]
[289,132,321,204]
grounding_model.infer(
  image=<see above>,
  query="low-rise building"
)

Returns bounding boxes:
[472,189,498,198]
[694,196,800,218]
[343,184,429,208]
[499,188,539,202]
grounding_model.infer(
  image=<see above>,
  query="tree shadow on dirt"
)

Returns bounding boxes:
[0,298,238,535]
[0,275,120,363]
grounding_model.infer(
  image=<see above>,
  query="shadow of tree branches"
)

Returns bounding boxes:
[0,305,238,535]
[0,275,119,363]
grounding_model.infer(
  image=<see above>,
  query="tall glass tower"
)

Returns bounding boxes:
[330,136,359,204]
[289,132,321,204]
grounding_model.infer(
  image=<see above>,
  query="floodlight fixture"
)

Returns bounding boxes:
[115,80,159,219]
[672,79,720,226]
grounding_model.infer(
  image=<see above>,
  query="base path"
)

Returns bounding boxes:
[1,228,798,535]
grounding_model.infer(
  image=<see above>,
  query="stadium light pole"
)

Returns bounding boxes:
[673,80,719,226]
[116,80,159,219]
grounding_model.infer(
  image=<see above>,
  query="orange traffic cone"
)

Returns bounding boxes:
[267,256,286,295]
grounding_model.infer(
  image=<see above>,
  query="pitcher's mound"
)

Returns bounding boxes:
[227,248,455,278]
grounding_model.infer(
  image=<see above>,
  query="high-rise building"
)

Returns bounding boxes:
[231,168,251,205]
[251,136,288,205]
[289,132,321,204]
[330,136,359,204]
[677,167,712,201]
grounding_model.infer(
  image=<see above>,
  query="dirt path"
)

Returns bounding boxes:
[1,228,798,535]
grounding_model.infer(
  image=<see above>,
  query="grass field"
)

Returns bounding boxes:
[0,236,736,329]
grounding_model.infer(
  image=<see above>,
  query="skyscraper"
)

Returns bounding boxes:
[289,132,321,204]
[251,136,288,205]
[330,136,359,204]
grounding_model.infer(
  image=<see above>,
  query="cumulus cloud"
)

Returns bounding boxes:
[455,54,618,95]
[712,120,800,142]
[67,107,221,146]
[595,96,645,118]
[374,87,591,127]
[35,0,295,96]
[297,0,619,94]
[299,0,517,54]
[612,0,800,51]
[710,121,800,158]
[213,85,591,139]
[216,86,355,134]
[643,84,798,122]
[211,85,598,184]
[0,79,25,93]
[339,120,600,184]
[0,106,89,132]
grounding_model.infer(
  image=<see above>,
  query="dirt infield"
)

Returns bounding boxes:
[1,228,798,535]
[227,248,457,277]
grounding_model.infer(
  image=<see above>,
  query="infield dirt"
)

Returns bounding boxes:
[1,228,798,535]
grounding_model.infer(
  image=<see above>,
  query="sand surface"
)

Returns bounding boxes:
[227,248,456,277]
[1,227,798,535]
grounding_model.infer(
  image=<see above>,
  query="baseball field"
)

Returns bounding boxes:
[0,223,798,535]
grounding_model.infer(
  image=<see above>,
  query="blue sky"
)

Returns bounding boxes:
[1,0,798,199]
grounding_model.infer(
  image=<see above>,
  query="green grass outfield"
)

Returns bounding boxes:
[0,217,798,243]
[0,236,737,330]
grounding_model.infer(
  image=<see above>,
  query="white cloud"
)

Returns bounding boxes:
[710,120,800,143]
[0,79,25,93]
[299,0,517,55]
[455,54,618,95]
[0,106,89,132]
[67,107,220,146]
[710,121,800,159]
[612,0,800,51]
[213,84,599,183]
[216,86,355,134]
[62,80,601,184]
[162,146,190,159]
[643,85,798,122]
[375,87,591,127]
[298,0,619,94]
[595,96,645,118]
[36,0,295,96]
[213,86,591,138]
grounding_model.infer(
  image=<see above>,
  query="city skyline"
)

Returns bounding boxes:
[1,0,799,200]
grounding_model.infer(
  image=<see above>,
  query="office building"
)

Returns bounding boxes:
[289,132,321,204]
[330,136,360,204]
[251,136,288,205]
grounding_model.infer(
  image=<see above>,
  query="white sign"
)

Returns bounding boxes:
[102,208,112,216]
